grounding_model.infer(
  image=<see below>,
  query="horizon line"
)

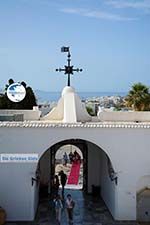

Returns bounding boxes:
[34,89,128,93]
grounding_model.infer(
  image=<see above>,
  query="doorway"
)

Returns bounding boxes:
[55,144,83,189]
[50,139,88,193]
[37,138,116,221]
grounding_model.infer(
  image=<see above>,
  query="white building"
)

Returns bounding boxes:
[0,86,150,222]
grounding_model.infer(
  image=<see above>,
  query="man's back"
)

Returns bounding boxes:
[61,173,67,185]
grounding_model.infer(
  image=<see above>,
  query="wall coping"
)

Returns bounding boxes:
[0,121,150,129]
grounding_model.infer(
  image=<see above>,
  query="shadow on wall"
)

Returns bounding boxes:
[137,176,150,222]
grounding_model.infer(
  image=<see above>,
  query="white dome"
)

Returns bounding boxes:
[61,86,75,97]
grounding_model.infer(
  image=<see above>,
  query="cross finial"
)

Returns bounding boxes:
[56,46,83,86]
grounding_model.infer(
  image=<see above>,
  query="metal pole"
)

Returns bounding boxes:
[67,51,71,86]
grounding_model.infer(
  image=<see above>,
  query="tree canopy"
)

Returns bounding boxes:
[86,106,95,116]
[125,82,150,111]
[0,79,37,109]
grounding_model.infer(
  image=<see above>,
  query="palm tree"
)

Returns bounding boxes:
[125,83,150,111]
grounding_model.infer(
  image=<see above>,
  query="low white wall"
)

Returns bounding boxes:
[0,109,41,121]
[98,111,150,122]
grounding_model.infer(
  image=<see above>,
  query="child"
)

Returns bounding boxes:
[66,194,75,225]
[53,195,63,225]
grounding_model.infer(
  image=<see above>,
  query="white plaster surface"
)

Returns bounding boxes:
[98,111,150,122]
[0,126,150,221]
[42,86,91,122]
[0,108,41,121]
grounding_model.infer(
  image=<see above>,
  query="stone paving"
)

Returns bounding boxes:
[6,189,139,225]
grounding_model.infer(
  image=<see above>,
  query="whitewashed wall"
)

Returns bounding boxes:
[98,111,150,122]
[100,149,116,218]
[0,109,41,121]
[0,126,150,221]
[87,142,117,218]
[0,163,36,221]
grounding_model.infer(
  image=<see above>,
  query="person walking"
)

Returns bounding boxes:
[53,194,63,225]
[52,175,60,197]
[59,170,67,197]
[69,151,73,164]
[66,194,75,225]
[63,152,68,166]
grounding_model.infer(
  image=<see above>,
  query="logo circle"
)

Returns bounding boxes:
[7,83,26,102]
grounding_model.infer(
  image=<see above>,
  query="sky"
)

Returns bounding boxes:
[0,0,150,92]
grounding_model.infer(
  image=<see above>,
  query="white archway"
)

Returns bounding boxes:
[2,124,150,221]
[37,138,117,220]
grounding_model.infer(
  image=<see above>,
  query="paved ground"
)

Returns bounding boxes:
[6,189,139,225]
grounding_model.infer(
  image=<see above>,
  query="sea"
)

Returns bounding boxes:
[35,90,127,103]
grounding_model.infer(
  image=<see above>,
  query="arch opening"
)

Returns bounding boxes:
[55,144,84,190]
[34,138,117,221]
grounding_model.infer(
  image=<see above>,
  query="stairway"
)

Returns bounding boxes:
[67,162,81,185]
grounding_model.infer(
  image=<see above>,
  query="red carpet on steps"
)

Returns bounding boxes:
[67,162,81,185]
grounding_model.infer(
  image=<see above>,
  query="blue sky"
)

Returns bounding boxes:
[0,0,150,92]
